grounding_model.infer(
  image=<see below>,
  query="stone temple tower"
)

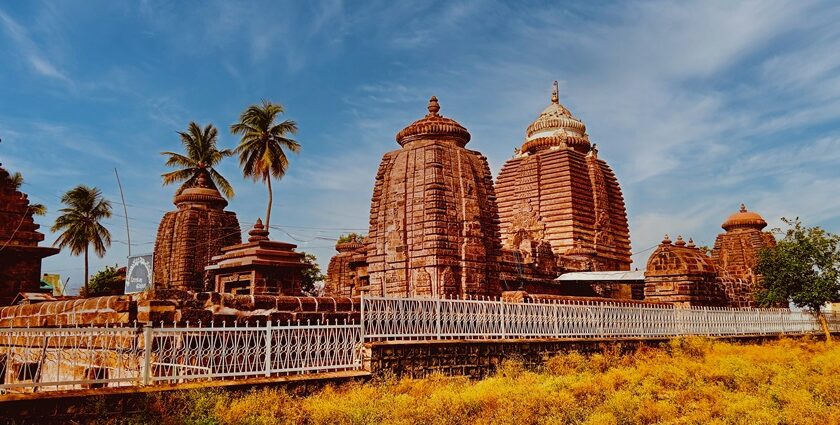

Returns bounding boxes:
[0,165,59,305]
[154,173,241,291]
[711,204,776,284]
[496,82,631,272]
[366,96,502,298]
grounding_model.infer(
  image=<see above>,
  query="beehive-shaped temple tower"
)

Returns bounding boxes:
[711,204,776,283]
[496,82,631,272]
[0,165,59,305]
[366,97,502,297]
[154,173,241,291]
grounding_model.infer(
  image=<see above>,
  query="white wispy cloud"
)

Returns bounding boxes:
[0,8,72,85]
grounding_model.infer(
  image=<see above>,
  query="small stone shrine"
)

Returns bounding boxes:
[204,219,309,296]
[0,165,59,306]
[495,82,632,272]
[644,205,778,308]
[643,235,724,306]
[365,97,502,298]
[325,238,368,297]
[711,204,776,283]
[153,172,241,291]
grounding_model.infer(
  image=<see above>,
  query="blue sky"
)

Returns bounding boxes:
[2,1,840,294]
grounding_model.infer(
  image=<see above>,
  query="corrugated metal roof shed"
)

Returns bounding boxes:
[554,270,645,281]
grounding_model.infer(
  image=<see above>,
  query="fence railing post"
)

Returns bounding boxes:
[142,324,152,386]
[435,297,442,340]
[500,299,506,339]
[264,323,273,377]
[359,295,366,341]
[598,304,605,338]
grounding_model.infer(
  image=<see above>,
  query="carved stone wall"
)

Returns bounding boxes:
[204,220,308,296]
[153,174,241,292]
[0,290,361,327]
[325,241,368,297]
[644,236,725,306]
[496,84,631,273]
[0,166,59,306]
[366,97,501,298]
[710,205,777,308]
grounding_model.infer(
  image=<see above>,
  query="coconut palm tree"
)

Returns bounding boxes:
[51,185,112,296]
[9,172,48,216]
[230,100,300,232]
[161,122,235,198]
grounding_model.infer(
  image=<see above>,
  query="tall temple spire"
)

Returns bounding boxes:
[551,80,559,104]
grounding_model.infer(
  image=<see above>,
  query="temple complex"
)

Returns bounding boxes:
[0,165,60,306]
[153,173,241,291]
[364,97,502,298]
[495,82,631,273]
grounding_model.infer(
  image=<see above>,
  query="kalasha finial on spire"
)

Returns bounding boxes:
[675,235,686,246]
[739,203,747,213]
[427,96,440,116]
[248,218,270,242]
[662,234,672,245]
[551,80,559,104]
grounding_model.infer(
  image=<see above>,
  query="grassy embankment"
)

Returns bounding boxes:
[122,337,839,425]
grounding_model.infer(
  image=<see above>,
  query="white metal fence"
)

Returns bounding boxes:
[2,296,838,394]
[361,296,839,341]
[0,322,362,393]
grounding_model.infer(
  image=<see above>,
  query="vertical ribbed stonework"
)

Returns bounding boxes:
[0,165,59,305]
[153,174,241,291]
[496,82,631,272]
[709,204,777,307]
[366,97,501,298]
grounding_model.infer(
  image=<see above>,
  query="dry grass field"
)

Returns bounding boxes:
[121,337,840,425]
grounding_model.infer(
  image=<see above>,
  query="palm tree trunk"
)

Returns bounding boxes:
[84,245,89,297]
[265,176,273,232]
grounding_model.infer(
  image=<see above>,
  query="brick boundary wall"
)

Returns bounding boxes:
[364,333,831,379]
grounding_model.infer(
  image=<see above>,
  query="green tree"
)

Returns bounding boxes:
[337,233,365,244]
[161,122,235,198]
[9,171,47,215]
[231,100,300,233]
[300,252,326,296]
[81,264,124,297]
[51,185,112,296]
[756,217,840,339]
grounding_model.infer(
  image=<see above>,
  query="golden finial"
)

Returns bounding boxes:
[551,81,559,104]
